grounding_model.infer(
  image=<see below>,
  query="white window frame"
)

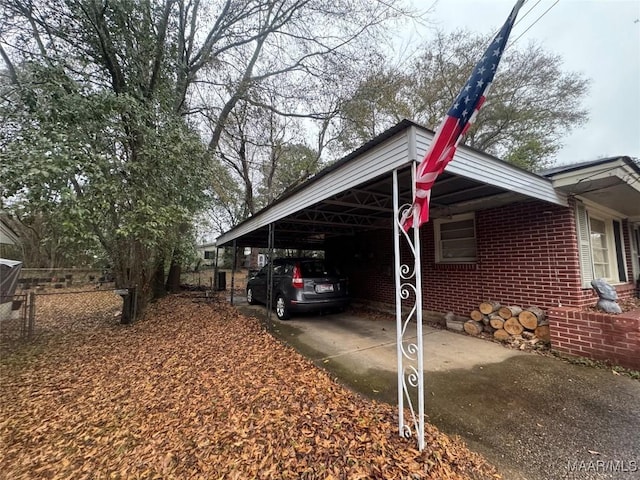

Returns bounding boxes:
[434,213,477,263]
[630,223,640,282]
[576,201,627,287]
[588,214,617,281]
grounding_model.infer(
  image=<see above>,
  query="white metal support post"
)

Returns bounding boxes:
[230,239,236,305]
[266,223,275,327]
[392,165,425,451]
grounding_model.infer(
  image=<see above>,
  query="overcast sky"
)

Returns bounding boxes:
[406,0,640,166]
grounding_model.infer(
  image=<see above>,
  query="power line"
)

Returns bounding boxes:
[515,0,546,29]
[508,0,561,47]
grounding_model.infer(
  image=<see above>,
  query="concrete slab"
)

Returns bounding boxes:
[236,303,640,480]
[285,312,523,373]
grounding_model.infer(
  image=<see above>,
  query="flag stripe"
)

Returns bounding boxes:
[402,0,525,231]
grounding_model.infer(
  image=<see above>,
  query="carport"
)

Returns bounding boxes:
[215,119,567,449]
[215,120,564,251]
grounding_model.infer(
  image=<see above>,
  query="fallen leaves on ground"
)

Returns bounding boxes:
[0,293,498,479]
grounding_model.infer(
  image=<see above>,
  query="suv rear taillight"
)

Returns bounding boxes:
[292,263,303,288]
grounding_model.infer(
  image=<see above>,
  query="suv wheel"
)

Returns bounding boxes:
[275,295,290,320]
[247,288,256,305]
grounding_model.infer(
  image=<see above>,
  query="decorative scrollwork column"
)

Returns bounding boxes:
[392,166,425,451]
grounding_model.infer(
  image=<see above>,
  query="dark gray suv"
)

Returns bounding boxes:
[246,257,349,320]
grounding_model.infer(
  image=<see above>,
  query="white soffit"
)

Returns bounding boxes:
[550,159,640,195]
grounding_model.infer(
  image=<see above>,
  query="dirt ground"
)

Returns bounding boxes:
[0,292,497,480]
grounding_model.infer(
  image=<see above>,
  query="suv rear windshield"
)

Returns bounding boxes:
[299,260,340,277]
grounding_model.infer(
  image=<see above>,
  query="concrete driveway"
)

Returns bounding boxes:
[236,302,640,480]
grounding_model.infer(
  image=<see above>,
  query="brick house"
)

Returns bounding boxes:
[217,120,640,368]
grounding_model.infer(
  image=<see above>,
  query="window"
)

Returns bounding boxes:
[589,218,610,279]
[576,203,627,287]
[631,224,640,281]
[434,214,477,263]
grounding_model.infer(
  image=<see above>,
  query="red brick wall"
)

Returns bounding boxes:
[422,201,585,315]
[325,231,396,302]
[548,306,640,370]
[327,199,636,316]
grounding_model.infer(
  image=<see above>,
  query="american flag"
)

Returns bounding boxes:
[402,0,525,231]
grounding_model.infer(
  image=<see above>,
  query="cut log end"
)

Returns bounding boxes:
[493,329,511,341]
[464,320,484,336]
[498,305,523,319]
[489,315,505,330]
[534,325,551,342]
[479,301,501,315]
[503,317,524,336]
[470,310,483,321]
[518,307,547,330]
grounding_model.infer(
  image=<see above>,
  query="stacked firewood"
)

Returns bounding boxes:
[464,302,550,343]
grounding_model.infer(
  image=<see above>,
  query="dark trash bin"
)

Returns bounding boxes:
[217,271,226,291]
[115,287,137,324]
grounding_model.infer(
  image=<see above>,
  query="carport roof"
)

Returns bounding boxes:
[216,119,568,249]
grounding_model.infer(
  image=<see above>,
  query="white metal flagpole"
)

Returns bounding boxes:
[392,168,404,438]
[392,0,526,453]
[392,164,425,451]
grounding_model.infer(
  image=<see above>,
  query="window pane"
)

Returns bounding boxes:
[591,232,607,249]
[592,248,607,264]
[437,217,477,261]
[441,238,477,259]
[441,227,475,240]
[594,263,609,279]
[440,219,473,233]
[589,218,610,279]
[300,260,338,277]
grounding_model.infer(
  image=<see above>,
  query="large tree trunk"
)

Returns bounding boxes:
[165,249,182,293]
[152,253,167,299]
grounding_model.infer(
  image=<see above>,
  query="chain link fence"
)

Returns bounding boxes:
[0,293,33,344]
[180,267,250,294]
[0,284,125,353]
[1,267,252,350]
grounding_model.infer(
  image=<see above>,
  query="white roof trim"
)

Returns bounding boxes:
[0,221,19,245]
[550,159,640,195]
[196,242,217,249]
[218,128,412,245]
[217,122,567,245]
[414,129,567,207]
[0,258,22,267]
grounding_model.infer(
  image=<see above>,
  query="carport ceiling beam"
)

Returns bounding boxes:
[292,209,384,226]
[433,183,494,202]
[349,187,393,200]
[323,199,392,213]
[274,224,357,236]
[430,191,524,217]
[327,189,394,210]
[286,217,379,229]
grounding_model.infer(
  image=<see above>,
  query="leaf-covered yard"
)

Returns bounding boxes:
[0,294,497,479]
